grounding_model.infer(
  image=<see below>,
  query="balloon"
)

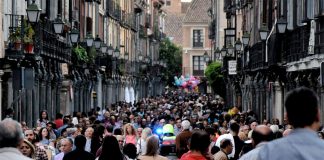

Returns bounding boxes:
[191,81,197,87]
[181,81,187,88]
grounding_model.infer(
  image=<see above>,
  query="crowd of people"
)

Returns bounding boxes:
[0,87,324,160]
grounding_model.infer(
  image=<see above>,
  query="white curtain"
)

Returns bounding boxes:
[130,87,135,105]
[125,86,130,103]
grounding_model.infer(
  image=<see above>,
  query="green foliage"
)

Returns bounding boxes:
[205,61,223,84]
[73,45,88,62]
[159,38,182,86]
[23,20,35,44]
[204,61,226,97]
[9,29,21,42]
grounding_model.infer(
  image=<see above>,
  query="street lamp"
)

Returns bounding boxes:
[94,35,102,49]
[145,56,150,63]
[204,51,210,62]
[107,44,114,56]
[125,52,129,60]
[114,47,120,58]
[277,16,287,34]
[69,28,79,43]
[85,32,94,47]
[259,24,269,41]
[242,32,250,46]
[235,38,242,51]
[101,43,107,54]
[221,46,227,57]
[26,0,41,23]
[53,14,64,34]
[227,44,235,57]
[138,53,143,62]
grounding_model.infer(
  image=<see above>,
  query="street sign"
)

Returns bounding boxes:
[228,60,237,75]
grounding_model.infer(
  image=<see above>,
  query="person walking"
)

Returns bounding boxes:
[19,139,36,159]
[239,125,272,160]
[0,118,32,160]
[138,135,168,160]
[180,130,213,160]
[175,120,192,158]
[54,138,73,160]
[259,87,324,160]
[213,139,233,160]
[62,135,95,160]
[97,135,125,160]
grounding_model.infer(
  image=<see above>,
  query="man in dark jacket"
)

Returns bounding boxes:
[63,135,95,160]
[175,120,192,158]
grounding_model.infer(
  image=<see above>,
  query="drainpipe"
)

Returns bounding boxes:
[265,17,277,63]
[0,70,3,120]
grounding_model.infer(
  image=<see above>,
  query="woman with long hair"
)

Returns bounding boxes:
[138,136,168,160]
[91,124,105,156]
[136,127,152,155]
[38,127,55,148]
[123,123,137,145]
[37,110,49,128]
[97,135,124,160]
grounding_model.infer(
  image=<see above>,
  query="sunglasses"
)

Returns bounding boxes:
[25,134,34,136]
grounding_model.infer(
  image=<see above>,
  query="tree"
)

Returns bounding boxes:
[159,38,182,86]
[204,61,226,98]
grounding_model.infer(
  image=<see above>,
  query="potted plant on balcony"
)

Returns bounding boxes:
[73,45,89,63]
[8,29,22,50]
[23,24,35,54]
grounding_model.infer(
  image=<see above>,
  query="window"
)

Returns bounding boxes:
[321,0,324,15]
[193,56,205,76]
[297,0,306,26]
[307,0,314,19]
[166,0,171,6]
[193,29,204,48]
[287,0,294,30]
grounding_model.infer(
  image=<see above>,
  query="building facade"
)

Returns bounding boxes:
[0,0,166,125]
[182,0,212,77]
[210,0,324,124]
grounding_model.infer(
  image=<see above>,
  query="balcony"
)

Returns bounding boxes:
[130,13,138,31]
[5,14,71,63]
[267,34,282,66]
[139,26,147,38]
[106,0,121,21]
[283,25,310,63]
[121,10,128,28]
[249,42,263,70]
[134,0,145,13]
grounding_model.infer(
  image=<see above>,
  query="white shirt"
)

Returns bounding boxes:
[85,138,91,152]
[0,147,32,160]
[136,139,147,155]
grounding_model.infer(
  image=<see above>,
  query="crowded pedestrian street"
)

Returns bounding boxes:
[2,0,324,160]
